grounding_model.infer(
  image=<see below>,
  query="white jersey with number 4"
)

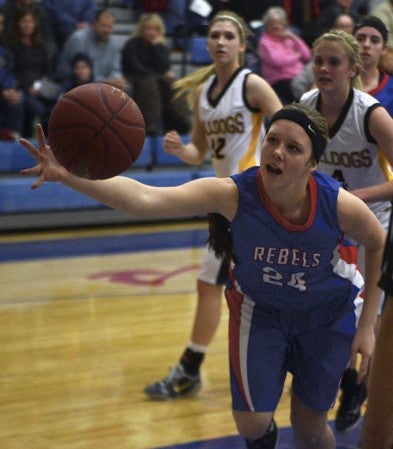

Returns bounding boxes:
[300,88,392,227]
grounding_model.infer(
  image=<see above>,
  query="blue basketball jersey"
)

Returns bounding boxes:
[228,167,363,311]
[369,71,393,118]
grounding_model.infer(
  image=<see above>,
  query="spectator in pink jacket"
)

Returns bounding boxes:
[257,6,311,104]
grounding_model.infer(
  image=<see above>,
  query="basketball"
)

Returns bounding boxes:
[48,83,145,179]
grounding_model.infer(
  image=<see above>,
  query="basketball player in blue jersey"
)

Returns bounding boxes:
[143,11,281,446]
[20,103,386,449]
[299,29,393,433]
[355,16,393,117]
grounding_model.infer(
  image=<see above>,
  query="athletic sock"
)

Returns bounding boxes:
[179,347,205,376]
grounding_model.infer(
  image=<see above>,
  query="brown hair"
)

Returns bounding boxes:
[6,8,43,46]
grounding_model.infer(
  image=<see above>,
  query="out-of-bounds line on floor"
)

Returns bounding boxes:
[0,221,209,262]
[156,420,363,449]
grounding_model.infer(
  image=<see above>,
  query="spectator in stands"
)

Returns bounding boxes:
[280,0,325,46]
[5,9,55,137]
[3,0,55,58]
[306,0,368,45]
[121,12,190,135]
[257,6,311,104]
[42,0,96,57]
[371,0,393,48]
[334,11,356,34]
[0,8,24,139]
[210,0,279,24]
[59,52,94,95]
[56,9,127,92]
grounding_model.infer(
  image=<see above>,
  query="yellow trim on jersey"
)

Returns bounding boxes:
[377,147,393,181]
[239,112,264,173]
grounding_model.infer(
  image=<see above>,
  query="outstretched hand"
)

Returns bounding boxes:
[19,124,69,189]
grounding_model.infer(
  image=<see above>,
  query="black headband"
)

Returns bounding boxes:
[267,108,327,162]
[354,16,388,44]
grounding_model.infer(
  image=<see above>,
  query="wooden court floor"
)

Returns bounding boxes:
[0,219,363,449]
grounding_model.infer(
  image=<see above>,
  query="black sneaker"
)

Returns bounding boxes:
[144,364,201,400]
[335,370,367,432]
[245,419,278,449]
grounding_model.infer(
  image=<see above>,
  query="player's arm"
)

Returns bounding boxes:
[163,85,209,166]
[351,106,393,203]
[19,125,238,220]
[245,73,282,119]
[337,187,386,380]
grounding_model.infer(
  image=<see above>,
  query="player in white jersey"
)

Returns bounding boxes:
[143,9,282,449]
[300,29,393,434]
[198,67,265,178]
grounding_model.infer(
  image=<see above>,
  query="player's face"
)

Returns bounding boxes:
[355,27,384,69]
[207,21,245,66]
[312,41,356,93]
[260,120,315,192]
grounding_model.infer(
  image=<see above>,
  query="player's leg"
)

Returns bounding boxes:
[292,303,357,448]
[233,411,277,449]
[361,213,393,448]
[361,297,393,449]
[226,286,282,449]
[143,246,226,399]
[334,366,367,432]
[291,394,334,449]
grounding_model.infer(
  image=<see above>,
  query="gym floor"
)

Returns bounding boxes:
[0,219,364,449]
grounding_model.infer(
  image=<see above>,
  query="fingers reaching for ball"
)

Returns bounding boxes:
[19,124,69,189]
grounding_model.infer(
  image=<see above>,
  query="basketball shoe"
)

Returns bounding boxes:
[245,419,278,449]
[335,368,367,432]
[144,364,201,399]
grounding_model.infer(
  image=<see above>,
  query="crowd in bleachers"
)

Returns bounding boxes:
[2,0,393,141]
[2,0,393,229]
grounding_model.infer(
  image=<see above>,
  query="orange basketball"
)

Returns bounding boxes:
[48,83,145,179]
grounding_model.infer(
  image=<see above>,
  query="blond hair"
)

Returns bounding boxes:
[134,13,166,44]
[173,10,251,101]
[312,29,362,90]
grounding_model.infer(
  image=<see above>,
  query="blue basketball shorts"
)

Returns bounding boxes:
[225,284,359,413]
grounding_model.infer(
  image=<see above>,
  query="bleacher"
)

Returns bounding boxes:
[0,1,214,231]
[0,135,214,231]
